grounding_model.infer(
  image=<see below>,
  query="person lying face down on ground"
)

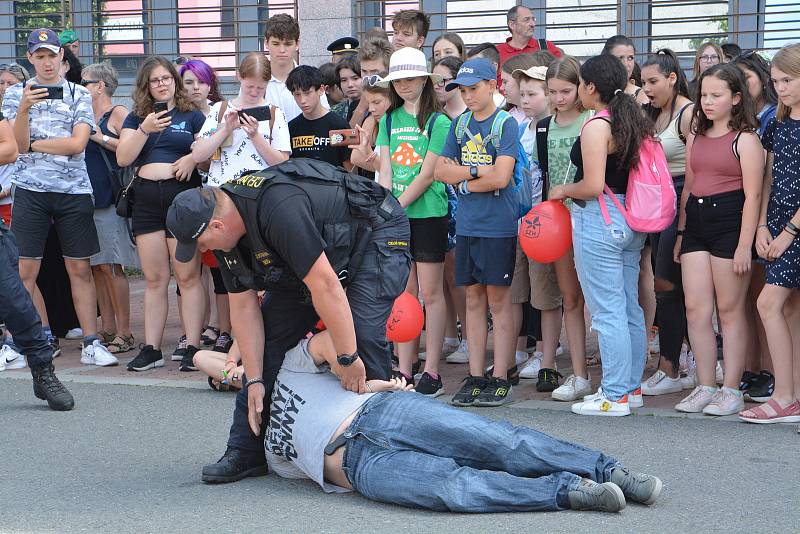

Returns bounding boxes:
[263,331,664,513]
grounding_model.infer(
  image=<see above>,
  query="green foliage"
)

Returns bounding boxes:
[689,16,729,50]
[13,0,71,58]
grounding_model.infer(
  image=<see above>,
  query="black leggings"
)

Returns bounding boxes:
[650,180,686,371]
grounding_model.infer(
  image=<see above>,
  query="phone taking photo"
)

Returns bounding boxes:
[329,128,359,147]
[31,84,63,100]
[238,106,271,122]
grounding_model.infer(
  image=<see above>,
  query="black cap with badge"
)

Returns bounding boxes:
[166,188,217,263]
[327,36,359,56]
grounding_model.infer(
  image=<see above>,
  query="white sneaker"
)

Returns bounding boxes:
[445,340,469,364]
[715,360,724,384]
[80,340,119,367]
[584,386,604,401]
[0,344,26,370]
[675,385,717,413]
[642,370,683,396]
[702,387,744,416]
[65,327,83,340]
[571,390,631,417]
[421,338,465,362]
[514,350,530,367]
[629,388,644,408]
[519,352,543,379]
[552,374,592,401]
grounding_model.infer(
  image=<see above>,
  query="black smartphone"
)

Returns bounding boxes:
[239,106,271,122]
[153,101,169,114]
[31,84,63,99]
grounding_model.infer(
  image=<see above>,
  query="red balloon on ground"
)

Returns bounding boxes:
[386,292,424,343]
[519,200,572,263]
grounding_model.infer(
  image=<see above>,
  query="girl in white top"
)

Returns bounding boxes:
[193,52,291,186]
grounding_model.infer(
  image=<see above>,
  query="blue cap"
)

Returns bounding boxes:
[445,58,497,92]
[27,29,61,54]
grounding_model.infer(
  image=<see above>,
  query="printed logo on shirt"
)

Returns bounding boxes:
[267,382,307,461]
[460,133,493,165]
[292,135,332,149]
[169,121,192,135]
[390,142,422,167]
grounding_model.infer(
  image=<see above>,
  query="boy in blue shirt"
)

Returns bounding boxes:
[434,58,519,406]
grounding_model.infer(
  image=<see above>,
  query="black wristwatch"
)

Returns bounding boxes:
[469,165,479,179]
[337,352,360,367]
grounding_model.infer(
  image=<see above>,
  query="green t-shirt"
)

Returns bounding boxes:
[547,109,594,189]
[376,107,451,219]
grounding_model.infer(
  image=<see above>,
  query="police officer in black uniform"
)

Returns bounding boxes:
[166,158,410,483]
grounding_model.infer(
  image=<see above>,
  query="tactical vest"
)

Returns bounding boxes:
[218,159,396,296]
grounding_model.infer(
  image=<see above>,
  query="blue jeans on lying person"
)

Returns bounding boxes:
[341,392,619,512]
[572,195,647,401]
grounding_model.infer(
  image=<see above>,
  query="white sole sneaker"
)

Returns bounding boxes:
[642,370,683,396]
[571,396,631,417]
[552,375,592,401]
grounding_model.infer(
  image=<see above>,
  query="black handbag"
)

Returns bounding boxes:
[109,126,162,218]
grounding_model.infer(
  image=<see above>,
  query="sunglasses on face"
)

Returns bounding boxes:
[81,79,100,86]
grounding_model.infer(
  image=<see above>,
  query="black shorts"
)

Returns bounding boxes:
[456,236,516,286]
[680,190,744,259]
[131,178,197,237]
[409,216,448,263]
[10,187,99,259]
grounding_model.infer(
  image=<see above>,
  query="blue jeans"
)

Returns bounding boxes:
[341,392,619,512]
[0,225,52,368]
[572,196,647,401]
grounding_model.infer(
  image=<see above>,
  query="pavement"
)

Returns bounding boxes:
[1,277,798,532]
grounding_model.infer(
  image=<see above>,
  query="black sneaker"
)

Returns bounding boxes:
[201,326,220,347]
[484,364,520,385]
[171,335,187,362]
[536,368,562,392]
[415,372,444,397]
[745,370,774,403]
[451,375,488,406]
[739,371,760,393]
[213,332,233,353]
[201,447,268,484]
[48,336,61,358]
[127,345,165,372]
[180,345,199,372]
[31,363,74,411]
[473,377,512,407]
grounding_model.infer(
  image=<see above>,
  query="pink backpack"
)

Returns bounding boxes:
[586,109,676,233]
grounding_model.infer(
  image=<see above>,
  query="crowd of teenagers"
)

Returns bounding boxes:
[1,7,800,429]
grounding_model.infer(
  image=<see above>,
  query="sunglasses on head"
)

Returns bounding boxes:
[174,56,190,65]
[362,74,382,87]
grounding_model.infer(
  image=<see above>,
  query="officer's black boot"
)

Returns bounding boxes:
[201,447,268,483]
[31,363,75,411]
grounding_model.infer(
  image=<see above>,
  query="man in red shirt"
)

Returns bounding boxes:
[497,5,562,88]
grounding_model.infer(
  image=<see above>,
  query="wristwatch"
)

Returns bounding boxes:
[469,166,479,179]
[102,134,110,145]
[336,352,360,367]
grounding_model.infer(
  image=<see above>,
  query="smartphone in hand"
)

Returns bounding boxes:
[329,128,359,147]
[153,101,168,114]
[238,106,271,122]
[30,84,63,99]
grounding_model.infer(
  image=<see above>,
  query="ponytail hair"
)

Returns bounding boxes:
[580,54,654,169]
[642,48,689,122]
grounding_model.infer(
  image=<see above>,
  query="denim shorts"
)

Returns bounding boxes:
[680,190,745,259]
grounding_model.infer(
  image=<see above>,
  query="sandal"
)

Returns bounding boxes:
[208,376,234,392]
[201,326,220,347]
[106,334,135,354]
[739,399,800,424]
[586,353,602,367]
[98,331,116,345]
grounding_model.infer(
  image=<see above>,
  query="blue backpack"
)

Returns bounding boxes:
[454,110,533,218]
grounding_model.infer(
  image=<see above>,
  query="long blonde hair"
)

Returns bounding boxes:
[772,43,800,121]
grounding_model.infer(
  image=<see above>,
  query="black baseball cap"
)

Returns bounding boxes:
[166,188,216,263]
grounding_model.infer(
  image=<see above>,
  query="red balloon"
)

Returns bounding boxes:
[386,292,424,343]
[201,250,219,268]
[519,200,572,263]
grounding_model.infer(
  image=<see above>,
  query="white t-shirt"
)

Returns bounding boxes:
[198,101,292,187]
[265,73,329,123]
[265,339,374,493]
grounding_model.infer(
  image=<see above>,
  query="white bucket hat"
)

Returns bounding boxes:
[376,47,442,87]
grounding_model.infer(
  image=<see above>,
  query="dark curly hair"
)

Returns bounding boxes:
[691,63,759,136]
[730,51,778,108]
[131,56,195,118]
[580,54,654,169]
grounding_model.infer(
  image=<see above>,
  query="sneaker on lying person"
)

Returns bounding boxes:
[80,339,119,367]
[568,478,626,513]
[610,466,663,505]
